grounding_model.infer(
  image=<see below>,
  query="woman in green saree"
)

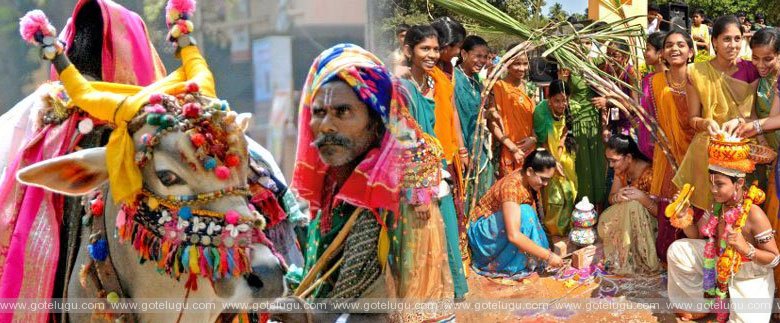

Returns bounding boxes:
[401,24,469,300]
[533,80,578,236]
[454,35,495,214]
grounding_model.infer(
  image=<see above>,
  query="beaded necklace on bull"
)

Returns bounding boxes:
[127,84,266,283]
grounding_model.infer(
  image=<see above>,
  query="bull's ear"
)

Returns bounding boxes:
[16,147,108,196]
[236,113,252,133]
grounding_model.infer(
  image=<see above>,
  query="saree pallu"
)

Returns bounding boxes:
[533,100,578,236]
[568,74,607,206]
[647,72,695,198]
[673,61,756,209]
[493,80,535,177]
[638,73,656,159]
[467,204,549,279]
[755,75,780,296]
[597,201,660,275]
[392,203,454,299]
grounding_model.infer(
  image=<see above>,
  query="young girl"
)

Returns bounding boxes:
[401,24,468,300]
[638,31,668,158]
[533,80,577,236]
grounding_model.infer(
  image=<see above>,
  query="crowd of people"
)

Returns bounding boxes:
[7,0,780,322]
[351,6,780,322]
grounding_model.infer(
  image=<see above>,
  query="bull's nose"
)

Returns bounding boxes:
[250,245,288,297]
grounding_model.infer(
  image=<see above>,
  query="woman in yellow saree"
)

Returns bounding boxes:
[673,15,759,210]
[644,31,696,198]
[597,135,660,275]
[533,80,577,236]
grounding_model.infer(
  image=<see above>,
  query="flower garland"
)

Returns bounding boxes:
[700,185,765,322]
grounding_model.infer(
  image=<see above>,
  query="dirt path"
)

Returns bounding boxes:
[455,272,676,322]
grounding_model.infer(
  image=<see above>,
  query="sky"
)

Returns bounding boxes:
[543,1,589,16]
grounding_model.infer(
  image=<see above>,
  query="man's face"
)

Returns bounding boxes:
[310,81,379,167]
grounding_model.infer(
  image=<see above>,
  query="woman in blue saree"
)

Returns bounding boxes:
[468,149,564,278]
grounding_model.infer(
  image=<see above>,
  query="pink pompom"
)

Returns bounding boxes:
[149,93,163,105]
[215,166,230,180]
[225,210,240,225]
[166,0,197,16]
[19,10,55,45]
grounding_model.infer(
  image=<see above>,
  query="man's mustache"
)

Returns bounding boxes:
[313,133,353,148]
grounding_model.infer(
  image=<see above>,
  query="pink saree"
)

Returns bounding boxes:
[0,1,165,322]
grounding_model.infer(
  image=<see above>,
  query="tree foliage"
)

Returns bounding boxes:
[548,3,567,23]
[654,0,770,23]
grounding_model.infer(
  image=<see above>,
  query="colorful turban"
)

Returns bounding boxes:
[292,43,416,219]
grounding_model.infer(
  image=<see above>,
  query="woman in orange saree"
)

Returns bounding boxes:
[489,51,537,178]
[673,15,759,210]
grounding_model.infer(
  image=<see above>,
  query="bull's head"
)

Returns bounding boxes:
[15,87,286,311]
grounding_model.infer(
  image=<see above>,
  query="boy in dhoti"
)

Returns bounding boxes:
[667,137,779,322]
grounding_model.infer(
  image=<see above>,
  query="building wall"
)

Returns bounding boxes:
[589,0,648,28]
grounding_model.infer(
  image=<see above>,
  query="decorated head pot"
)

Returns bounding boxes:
[572,196,597,228]
[570,197,597,246]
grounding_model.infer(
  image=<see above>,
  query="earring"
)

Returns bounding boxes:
[732,191,739,202]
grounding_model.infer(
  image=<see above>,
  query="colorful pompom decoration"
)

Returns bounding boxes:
[149,93,163,105]
[225,210,240,225]
[185,82,200,93]
[88,238,109,261]
[225,154,240,167]
[182,103,201,118]
[179,206,192,220]
[203,157,217,170]
[190,133,206,147]
[19,10,55,45]
[166,0,197,20]
[215,166,231,180]
[90,199,105,216]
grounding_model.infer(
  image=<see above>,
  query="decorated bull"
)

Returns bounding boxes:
[8,1,296,321]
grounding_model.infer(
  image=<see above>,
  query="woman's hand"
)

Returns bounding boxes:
[721,118,744,136]
[621,187,648,203]
[512,149,525,164]
[703,119,721,136]
[736,120,760,138]
[517,137,537,153]
[547,252,564,268]
[591,97,608,110]
[414,203,431,221]
[556,162,565,177]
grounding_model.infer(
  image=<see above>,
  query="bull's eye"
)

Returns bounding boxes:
[156,170,185,186]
